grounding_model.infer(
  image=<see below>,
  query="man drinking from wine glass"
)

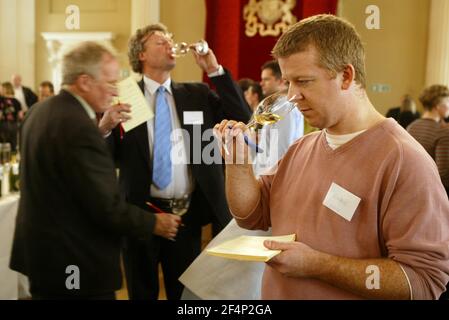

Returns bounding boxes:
[98,23,251,300]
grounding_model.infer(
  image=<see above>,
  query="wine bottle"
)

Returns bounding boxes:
[10,156,19,192]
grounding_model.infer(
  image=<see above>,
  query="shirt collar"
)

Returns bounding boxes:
[64,89,97,121]
[143,75,172,95]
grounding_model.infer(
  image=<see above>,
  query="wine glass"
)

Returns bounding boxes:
[171,194,191,216]
[171,40,209,58]
[247,91,298,131]
[221,91,298,155]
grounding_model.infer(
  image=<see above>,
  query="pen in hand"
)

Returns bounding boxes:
[146,201,185,227]
[117,99,125,140]
[146,201,165,214]
[226,125,264,153]
[145,202,184,241]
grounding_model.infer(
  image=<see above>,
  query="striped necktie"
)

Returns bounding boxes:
[152,86,172,189]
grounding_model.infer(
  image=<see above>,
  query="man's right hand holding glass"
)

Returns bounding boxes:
[154,213,181,241]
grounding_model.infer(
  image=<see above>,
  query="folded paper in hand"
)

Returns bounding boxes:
[206,234,296,262]
[116,77,154,132]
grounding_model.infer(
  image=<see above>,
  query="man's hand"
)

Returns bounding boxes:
[264,240,411,299]
[18,110,25,121]
[192,49,220,74]
[213,120,254,165]
[98,103,131,136]
[153,213,182,240]
[265,240,322,278]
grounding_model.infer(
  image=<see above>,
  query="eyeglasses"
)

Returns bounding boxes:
[82,74,118,91]
[141,32,174,48]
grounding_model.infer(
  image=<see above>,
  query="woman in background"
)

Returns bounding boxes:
[397,94,420,129]
[0,82,21,151]
[407,85,449,197]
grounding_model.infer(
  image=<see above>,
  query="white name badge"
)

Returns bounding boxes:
[322,182,361,222]
[183,111,204,125]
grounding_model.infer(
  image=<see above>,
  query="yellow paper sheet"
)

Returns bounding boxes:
[117,76,154,132]
[206,234,296,262]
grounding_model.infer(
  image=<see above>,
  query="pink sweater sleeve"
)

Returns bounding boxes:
[382,142,449,299]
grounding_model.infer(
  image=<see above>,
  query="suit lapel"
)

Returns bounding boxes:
[172,81,200,175]
[171,81,190,131]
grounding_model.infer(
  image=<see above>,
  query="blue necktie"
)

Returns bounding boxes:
[152,86,172,189]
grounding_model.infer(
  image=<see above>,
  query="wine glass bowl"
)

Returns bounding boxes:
[247,91,298,130]
[171,40,209,58]
[171,194,191,216]
[171,42,189,57]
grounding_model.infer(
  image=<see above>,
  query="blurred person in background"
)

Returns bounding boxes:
[11,74,38,111]
[38,81,55,101]
[407,84,449,196]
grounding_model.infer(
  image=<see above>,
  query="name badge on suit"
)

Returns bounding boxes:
[183,111,204,125]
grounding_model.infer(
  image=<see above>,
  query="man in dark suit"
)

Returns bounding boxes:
[9,41,181,300]
[99,23,251,300]
[11,74,38,110]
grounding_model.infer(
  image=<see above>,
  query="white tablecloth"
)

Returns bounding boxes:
[0,194,28,300]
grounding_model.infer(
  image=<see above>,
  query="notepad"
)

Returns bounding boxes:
[116,76,154,132]
[206,234,296,262]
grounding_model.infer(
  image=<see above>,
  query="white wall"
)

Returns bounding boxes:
[0,0,36,89]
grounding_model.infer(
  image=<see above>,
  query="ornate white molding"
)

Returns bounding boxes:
[41,32,116,92]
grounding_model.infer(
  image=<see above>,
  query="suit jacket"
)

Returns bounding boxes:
[108,71,251,229]
[23,86,38,108]
[10,90,155,296]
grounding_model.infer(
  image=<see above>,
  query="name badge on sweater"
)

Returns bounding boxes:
[323,183,361,221]
[183,111,204,125]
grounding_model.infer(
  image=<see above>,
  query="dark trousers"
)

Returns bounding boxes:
[122,217,201,300]
[32,292,116,300]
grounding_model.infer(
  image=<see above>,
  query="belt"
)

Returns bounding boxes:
[147,196,191,216]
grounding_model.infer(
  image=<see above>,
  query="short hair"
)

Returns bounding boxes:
[238,78,254,93]
[419,85,449,111]
[40,81,54,94]
[272,14,366,88]
[248,82,263,101]
[128,23,169,73]
[261,60,282,79]
[1,82,14,96]
[61,41,116,85]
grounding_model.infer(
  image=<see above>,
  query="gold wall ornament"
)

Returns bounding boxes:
[244,0,297,37]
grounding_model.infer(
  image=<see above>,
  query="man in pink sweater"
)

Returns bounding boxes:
[214,14,449,299]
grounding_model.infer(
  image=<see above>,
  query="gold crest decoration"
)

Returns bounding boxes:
[243,0,297,37]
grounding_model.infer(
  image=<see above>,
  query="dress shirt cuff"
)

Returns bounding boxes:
[207,65,225,78]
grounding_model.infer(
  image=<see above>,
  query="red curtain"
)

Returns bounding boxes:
[204,0,338,82]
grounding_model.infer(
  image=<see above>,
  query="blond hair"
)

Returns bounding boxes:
[400,95,416,113]
[1,82,14,96]
[61,41,116,85]
[419,85,449,111]
[272,14,366,88]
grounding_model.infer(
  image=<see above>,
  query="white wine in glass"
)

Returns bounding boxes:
[247,91,298,130]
